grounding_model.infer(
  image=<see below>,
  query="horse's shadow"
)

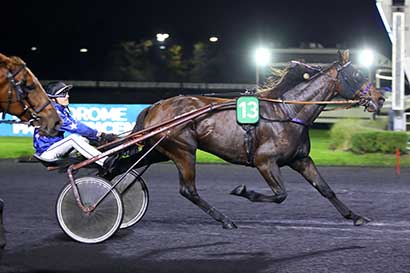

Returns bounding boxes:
[269,245,365,264]
[0,235,365,273]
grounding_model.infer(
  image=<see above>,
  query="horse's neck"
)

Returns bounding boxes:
[258,61,323,99]
[279,70,337,124]
[0,78,26,120]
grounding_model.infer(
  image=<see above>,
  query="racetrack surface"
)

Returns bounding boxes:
[0,159,409,273]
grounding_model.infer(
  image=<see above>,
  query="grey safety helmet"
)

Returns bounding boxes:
[45,81,73,98]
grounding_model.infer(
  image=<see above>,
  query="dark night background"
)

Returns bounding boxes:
[2,0,391,83]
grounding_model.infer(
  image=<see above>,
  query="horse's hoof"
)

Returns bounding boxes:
[222,221,238,229]
[353,215,371,226]
[230,185,246,196]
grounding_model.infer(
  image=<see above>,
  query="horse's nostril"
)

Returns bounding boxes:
[55,120,62,130]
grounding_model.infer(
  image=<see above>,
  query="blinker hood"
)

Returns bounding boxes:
[337,62,367,99]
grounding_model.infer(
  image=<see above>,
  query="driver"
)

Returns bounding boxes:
[33,81,115,166]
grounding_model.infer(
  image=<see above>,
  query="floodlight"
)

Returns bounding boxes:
[156,33,170,42]
[31,47,37,51]
[209,36,218,43]
[254,47,271,66]
[80,48,88,53]
[358,49,375,67]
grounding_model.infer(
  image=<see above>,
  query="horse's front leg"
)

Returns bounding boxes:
[289,156,369,226]
[0,199,5,248]
[161,145,237,229]
[231,159,287,203]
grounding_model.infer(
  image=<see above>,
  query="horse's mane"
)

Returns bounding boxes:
[9,56,26,66]
[0,56,25,69]
[257,61,322,98]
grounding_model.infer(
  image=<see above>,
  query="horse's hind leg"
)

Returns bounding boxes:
[159,146,237,229]
[289,156,369,226]
[231,159,287,203]
[0,199,5,248]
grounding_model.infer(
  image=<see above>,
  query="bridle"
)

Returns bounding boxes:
[0,63,51,124]
[336,61,374,110]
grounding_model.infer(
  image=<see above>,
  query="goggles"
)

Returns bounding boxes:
[49,92,69,98]
[54,92,69,98]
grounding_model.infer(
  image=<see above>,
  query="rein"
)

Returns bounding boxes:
[258,97,358,116]
[0,119,34,125]
[259,97,360,105]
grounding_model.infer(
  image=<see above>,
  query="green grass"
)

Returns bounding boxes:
[0,137,35,158]
[308,130,410,167]
[1,130,409,167]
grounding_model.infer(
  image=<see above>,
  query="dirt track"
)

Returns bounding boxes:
[0,160,409,273]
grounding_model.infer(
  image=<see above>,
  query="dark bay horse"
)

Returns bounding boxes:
[0,53,62,248]
[125,50,384,229]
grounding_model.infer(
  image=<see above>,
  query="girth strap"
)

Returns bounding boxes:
[241,124,256,167]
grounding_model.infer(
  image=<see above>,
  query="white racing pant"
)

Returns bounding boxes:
[40,134,106,166]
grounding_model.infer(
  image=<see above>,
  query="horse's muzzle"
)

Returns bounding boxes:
[368,97,385,112]
[39,117,62,136]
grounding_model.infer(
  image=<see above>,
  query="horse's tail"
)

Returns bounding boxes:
[105,106,169,177]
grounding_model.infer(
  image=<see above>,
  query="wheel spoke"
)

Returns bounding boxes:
[56,177,123,244]
[110,173,149,229]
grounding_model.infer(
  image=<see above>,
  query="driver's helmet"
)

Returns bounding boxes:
[45,81,73,98]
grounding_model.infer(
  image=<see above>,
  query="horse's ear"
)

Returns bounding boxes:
[338,50,350,64]
[0,53,10,64]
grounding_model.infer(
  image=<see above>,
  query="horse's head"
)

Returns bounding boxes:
[336,50,385,112]
[0,53,62,136]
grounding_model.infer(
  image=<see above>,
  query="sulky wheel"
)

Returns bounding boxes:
[56,176,123,244]
[110,170,149,229]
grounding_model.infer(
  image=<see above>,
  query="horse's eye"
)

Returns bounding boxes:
[25,83,36,90]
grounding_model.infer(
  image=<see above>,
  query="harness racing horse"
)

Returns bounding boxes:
[0,53,62,248]
[124,50,384,229]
